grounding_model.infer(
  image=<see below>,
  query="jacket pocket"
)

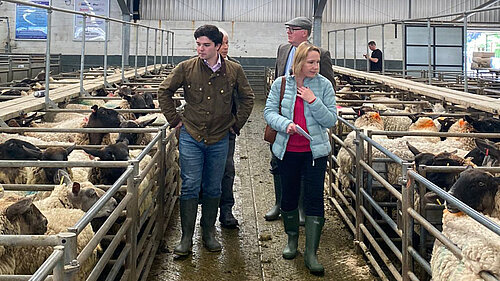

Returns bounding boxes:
[220,82,234,104]
[184,84,204,104]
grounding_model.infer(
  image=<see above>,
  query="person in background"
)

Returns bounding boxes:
[158,25,254,256]
[266,16,335,225]
[364,41,383,72]
[264,42,337,275]
[217,28,240,229]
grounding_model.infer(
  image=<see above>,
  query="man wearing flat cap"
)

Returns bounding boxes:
[265,16,336,224]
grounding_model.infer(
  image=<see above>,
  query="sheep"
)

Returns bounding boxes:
[84,142,129,185]
[68,149,94,183]
[0,139,41,185]
[0,196,48,275]
[430,168,500,281]
[114,118,157,145]
[13,208,96,281]
[14,171,116,280]
[370,118,471,187]
[337,115,442,190]
[0,137,75,186]
[110,86,155,120]
[33,170,117,219]
[23,106,123,146]
[336,112,386,191]
[26,145,76,186]
[464,115,500,142]
[466,138,500,168]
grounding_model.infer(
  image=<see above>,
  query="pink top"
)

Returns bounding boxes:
[287,96,311,152]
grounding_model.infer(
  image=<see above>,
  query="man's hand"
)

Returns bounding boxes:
[286,123,298,135]
[175,121,183,129]
[297,86,316,103]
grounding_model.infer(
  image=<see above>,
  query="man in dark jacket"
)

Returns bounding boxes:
[265,16,335,224]
[158,25,254,256]
[218,28,240,229]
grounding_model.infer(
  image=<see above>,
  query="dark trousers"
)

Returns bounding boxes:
[220,133,236,212]
[277,152,327,217]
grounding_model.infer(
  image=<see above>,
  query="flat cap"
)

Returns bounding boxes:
[285,17,312,30]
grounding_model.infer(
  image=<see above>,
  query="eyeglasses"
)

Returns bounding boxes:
[286,27,303,34]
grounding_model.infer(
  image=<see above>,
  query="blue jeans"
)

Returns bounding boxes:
[179,126,229,200]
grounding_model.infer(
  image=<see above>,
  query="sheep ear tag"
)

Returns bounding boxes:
[72,182,81,195]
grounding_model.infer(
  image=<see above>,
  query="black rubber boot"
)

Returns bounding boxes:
[281,209,299,259]
[174,198,199,256]
[304,216,325,276]
[219,209,239,229]
[264,173,282,221]
[201,197,222,252]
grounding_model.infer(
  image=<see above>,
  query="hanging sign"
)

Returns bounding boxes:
[73,0,109,41]
[15,1,49,40]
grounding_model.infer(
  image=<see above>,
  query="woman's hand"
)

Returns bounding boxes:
[297,86,316,103]
[286,123,298,135]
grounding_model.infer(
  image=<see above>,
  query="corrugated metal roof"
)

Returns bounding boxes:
[410,0,500,22]
[140,0,500,23]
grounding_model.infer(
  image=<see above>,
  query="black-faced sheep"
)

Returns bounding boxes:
[84,141,130,185]
[83,105,124,145]
[465,115,500,142]
[431,168,500,281]
[115,118,157,145]
[0,139,41,185]
[26,145,76,185]
[466,138,500,167]
[0,196,48,274]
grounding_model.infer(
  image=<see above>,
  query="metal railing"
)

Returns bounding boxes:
[0,54,61,83]
[1,0,175,103]
[0,122,180,280]
[327,5,500,93]
[328,116,500,281]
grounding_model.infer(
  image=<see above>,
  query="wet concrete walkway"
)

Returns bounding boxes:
[147,98,375,281]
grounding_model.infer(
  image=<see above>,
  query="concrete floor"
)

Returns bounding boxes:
[147,98,376,281]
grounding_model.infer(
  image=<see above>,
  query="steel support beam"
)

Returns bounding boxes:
[452,0,500,21]
[117,0,131,66]
[313,0,327,47]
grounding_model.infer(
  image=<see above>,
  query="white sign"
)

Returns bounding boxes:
[73,0,109,41]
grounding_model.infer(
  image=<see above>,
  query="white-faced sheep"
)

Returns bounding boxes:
[12,208,96,281]
[33,171,117,219]
[337,112,385,191]
[15,171,116,280]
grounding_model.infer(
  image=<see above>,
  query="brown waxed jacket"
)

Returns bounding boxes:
[158,56,254,144]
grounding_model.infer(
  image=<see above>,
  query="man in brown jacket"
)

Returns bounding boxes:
[158,25,254,256]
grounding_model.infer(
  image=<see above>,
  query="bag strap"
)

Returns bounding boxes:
[278,76,285,115]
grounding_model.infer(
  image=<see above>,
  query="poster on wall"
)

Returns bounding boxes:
[15,1,49,40]
[73,0,109,41]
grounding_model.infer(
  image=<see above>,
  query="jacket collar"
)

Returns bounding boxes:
[198,55,227,76]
